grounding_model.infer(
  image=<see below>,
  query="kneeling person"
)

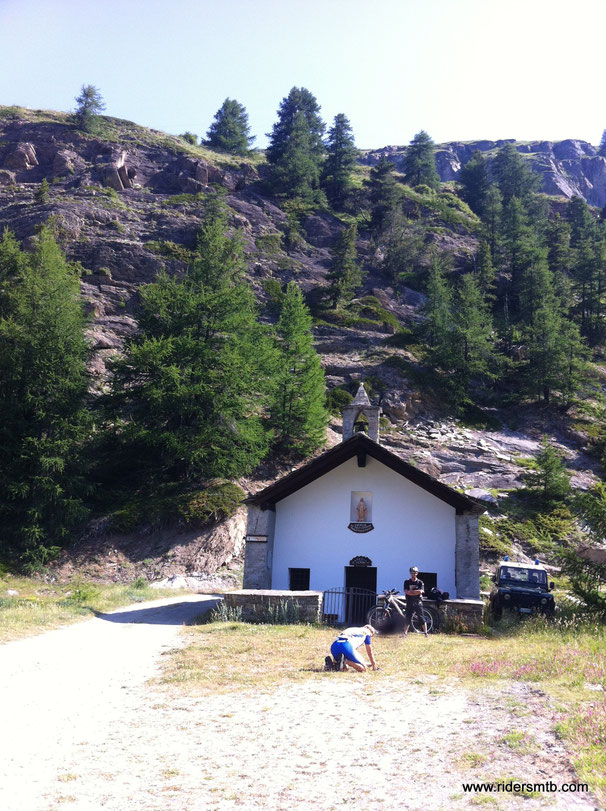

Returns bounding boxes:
[325,624,378,672]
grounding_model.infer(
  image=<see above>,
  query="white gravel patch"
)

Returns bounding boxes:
[0,601,599,810]
[0,596,216,811]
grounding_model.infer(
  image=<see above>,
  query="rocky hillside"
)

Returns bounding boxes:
[363,138,606,208]
[0,106,600,583]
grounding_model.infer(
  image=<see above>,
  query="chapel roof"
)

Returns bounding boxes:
[245,432,484,514]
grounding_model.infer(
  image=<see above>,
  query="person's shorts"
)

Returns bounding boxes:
[405,604,425,624]
[330,639,364,666]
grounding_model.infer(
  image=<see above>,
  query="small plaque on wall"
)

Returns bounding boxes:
[246,535,267,543]
[348,522,374,533]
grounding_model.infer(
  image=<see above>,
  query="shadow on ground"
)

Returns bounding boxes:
[94,597,219,626]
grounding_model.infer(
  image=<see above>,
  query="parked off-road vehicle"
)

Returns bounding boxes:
[490,558,555,619]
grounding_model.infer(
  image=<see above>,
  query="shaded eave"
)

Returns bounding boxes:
[245,433,484,514]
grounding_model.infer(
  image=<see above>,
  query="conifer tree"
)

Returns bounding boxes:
[455,273,495,381]
[482,184,503,260]
[0,229,91,568]
[404,130,440,189]
[458,151,489,216]
[327,224,362,308]
[74,84,106,133]
[524,277,586,404]
[111,197,277,481]
[35,178,50,204]
[424,255,455,360]
[501,196,537,318]
[368,155,398,235]
[492,143,540,204]
[322,113,358,208]
[270,282,327,452]
[600,129,606,157]
[206,98,254,155]
[266,87,325,198]
[475,240,496,301]
[523,436,571,503]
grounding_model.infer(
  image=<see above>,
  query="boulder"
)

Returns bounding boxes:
[53,149,79,176]
[4,141,38,170]
[0,169,16,186]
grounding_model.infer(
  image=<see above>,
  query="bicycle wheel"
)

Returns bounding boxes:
[366,605,393,632]
[411,606,439,634]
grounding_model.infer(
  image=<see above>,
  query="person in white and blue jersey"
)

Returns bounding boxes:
[324,624,378,672]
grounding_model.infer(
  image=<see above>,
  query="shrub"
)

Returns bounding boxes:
[325,386,354,415]
[178,482,244,525]
[180,132,198,145]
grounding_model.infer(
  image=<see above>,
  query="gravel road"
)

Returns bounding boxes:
[0,595,216,811]
[0,598,600,810]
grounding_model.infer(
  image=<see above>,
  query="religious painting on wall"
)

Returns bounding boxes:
[349,491,373,533]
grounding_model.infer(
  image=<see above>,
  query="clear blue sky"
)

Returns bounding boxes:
[1,0,604,149]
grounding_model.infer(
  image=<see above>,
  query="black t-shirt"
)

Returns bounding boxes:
[404,577,424,607]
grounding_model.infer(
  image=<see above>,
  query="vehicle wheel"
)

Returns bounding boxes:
[366,606,393,632]
[411,607,438,634]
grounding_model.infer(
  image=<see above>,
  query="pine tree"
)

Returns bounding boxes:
[111,197,277,482]
[547,214,572,304]
[458,150,489,216]
[206,98,254,155]
[475,240,496,301]
[523,436,571,503]
[35,178,50,204]
[327,224,362,308]
[455,273,495,381]
[600,129,606,157]
[322,113,358,208]
[266,87,325,198]
[404,130,439,189]
[523,273,587,404]
[368,155,398,235]
[424,255,455,358]
[500,196,537,319]
[270,282,327,452]
[482,185,503,260]
[492,143,540,204]
[0,229,91,568]
[74,84,106,133]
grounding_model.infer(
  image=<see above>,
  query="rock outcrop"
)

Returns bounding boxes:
[363,138,606,208]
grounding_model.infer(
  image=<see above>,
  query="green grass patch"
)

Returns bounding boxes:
[0,575,186,643]
[109,481,244,533]
[145,239,195,264]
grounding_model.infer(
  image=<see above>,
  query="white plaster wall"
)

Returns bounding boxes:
[271,456,458,596]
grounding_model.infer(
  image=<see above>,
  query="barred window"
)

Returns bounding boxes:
[289,568,310,590]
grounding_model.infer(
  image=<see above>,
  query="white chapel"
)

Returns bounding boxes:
[243,385,482,601]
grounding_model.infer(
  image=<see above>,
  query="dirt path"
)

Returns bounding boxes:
[0,604,600,811]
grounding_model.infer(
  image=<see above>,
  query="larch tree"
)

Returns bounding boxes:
[206,98,254,155]
[327,223,362,308]
[74,84,106,133]
[322,113,358,208]
[0,228,91,568]
[368,155,398,235]
[270,282,328,453]
[266,87,325,198]
[404,130,440,189]
[110,196,278,482]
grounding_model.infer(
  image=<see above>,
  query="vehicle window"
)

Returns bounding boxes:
[499,567,546,585]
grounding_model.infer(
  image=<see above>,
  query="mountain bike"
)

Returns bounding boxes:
[366,589,440,634]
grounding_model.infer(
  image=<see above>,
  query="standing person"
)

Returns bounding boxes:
[324,624,379,672]
[403,566,428,637]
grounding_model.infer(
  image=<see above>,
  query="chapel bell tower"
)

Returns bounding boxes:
[342,383,381,443]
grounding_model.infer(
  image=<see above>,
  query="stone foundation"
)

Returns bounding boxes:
[434,598,485,632]
[223,590,322,623]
